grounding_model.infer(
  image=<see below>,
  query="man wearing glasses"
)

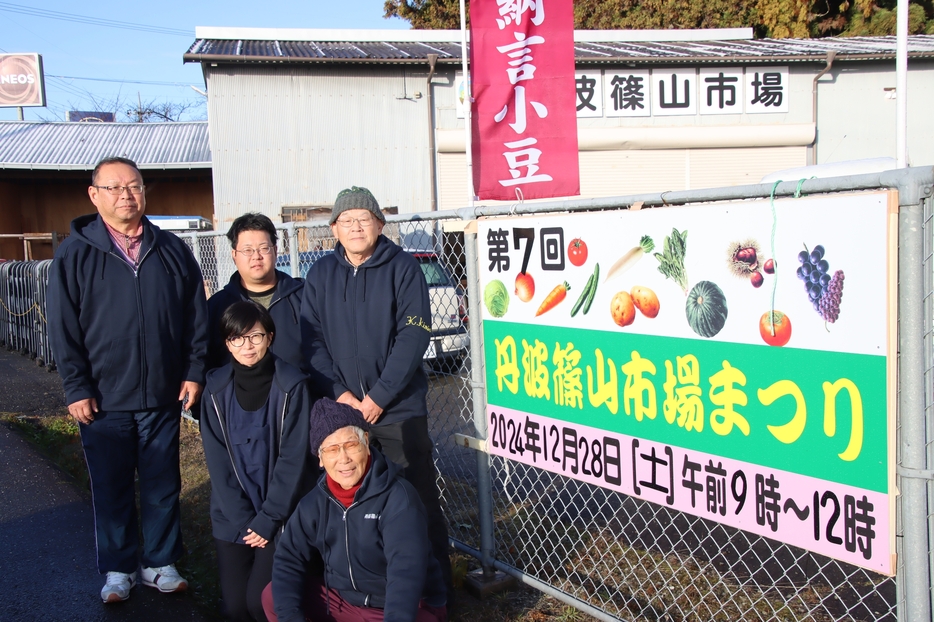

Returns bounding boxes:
[206,213,306,372]
[301,187,453,605]
[47,156,209,603]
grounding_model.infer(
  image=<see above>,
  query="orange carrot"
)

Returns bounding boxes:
[535,282,570,317]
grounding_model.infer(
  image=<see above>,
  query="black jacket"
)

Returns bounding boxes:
[47,214,208,411]
[272,449,446,622]
[200,355,314,542]
[300,236,431,425]
[206,269,305,372]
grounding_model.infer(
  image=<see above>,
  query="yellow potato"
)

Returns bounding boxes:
[630,286,660,318]
[610,291,636,327]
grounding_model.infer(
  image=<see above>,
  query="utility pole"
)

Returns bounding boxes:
[895,0,908,168]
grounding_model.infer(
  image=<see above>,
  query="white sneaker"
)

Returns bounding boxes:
[100,571,137,603]
[140,564,188,593]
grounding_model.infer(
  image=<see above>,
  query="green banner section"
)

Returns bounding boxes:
[483,320,888,493]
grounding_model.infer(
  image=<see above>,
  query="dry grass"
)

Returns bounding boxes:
[2,412,86,486]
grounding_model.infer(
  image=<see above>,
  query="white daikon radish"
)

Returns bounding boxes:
[604,235,655,283]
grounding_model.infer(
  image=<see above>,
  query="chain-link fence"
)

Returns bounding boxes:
[924,194,934,622]
[440,168,932,622]
[2,167,932,621]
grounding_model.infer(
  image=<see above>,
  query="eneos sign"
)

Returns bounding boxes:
[0,54,46,107]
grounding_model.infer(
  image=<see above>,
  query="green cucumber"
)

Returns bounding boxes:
[570,273,595,317]
[582,263,600,314]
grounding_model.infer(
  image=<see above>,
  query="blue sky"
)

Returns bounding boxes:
[0,1,411,121]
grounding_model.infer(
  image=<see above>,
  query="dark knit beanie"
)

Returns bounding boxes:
[309,398,370,454]
[329,186,385,225]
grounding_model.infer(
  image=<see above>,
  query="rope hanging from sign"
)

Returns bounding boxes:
[766,177,816,336]
[767,180,782,336]
[508,187,526,216]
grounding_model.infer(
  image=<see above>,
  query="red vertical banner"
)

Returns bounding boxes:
[469,0,580,201]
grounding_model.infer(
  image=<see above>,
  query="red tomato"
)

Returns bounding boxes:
[759,310,792,347]
[568,238,588,266]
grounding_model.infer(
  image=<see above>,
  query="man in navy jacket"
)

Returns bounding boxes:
[206,213,305,372]
[300,187,452,601]
[47,156,209,603]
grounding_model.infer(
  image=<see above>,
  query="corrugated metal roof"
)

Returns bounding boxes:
[184,34,934,65]
[186,37,465,62]
[0,121,211,170]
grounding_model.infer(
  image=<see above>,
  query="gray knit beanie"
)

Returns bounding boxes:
[329,186,385,225]
[309,398,370,454]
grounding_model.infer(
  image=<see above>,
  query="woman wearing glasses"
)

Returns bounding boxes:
[200,301,315,622]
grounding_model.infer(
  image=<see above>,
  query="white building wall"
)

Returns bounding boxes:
[205,64,434,228]
[438,147,806,211]
[203,58,934,221]
[815,62,934,166]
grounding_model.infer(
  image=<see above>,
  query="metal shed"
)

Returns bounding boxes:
[0,121,213,260]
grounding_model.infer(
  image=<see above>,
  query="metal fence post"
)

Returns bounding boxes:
[186,232,202,267]
[896,194,933,622]
[288,222,300,278]
[464,227,497,577]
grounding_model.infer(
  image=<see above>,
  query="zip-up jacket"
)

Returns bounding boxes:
[300,235,431,425]
[200,355,314,542]
[206,269,305,372]
[272,449,446,622]
[46,214,208,411]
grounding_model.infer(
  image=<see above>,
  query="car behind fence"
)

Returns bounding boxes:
[3,167,933,621]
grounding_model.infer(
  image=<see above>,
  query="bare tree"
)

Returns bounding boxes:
[37,91,206,123]
[125,95,206,123]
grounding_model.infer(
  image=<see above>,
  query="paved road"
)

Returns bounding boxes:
[0,350,207,622]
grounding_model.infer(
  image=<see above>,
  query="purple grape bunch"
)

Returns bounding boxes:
[796,244,845,323]
[818,270,845,323]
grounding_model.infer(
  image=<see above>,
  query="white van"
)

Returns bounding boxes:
[146,215,213,232]
[412,252,469,372]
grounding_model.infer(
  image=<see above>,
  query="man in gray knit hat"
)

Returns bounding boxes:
[301,186,453,604]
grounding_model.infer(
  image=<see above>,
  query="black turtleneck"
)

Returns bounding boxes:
[231,352,275,411]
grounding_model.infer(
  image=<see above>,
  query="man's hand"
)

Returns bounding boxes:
[67,397,98,425]
[337,391,382,423]
[179,381,203,411]
[336,390,363,410]
[243,529,268,548]
[359,395,384,424]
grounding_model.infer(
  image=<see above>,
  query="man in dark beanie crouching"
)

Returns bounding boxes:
[261,398,447,622]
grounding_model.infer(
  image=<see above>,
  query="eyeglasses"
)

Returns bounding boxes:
[93,185,145,195]
[235,246,275,258]
[335,216,376,229]
[319,439,365,457]
[227,332,267,347]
